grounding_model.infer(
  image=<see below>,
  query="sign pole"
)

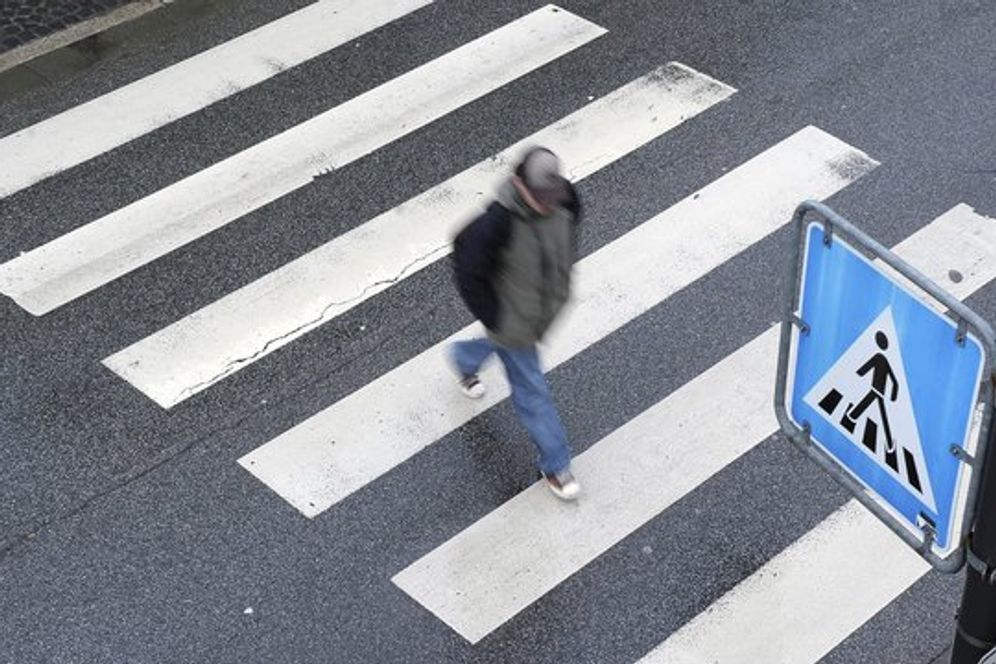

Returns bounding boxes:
[951,420,996,663]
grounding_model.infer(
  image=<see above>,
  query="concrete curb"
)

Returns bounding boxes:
[930,646,952,664]
[0,0,167,74]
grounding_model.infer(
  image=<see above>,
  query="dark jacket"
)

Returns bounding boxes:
[453,179,581,347]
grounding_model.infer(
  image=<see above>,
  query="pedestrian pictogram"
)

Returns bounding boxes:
[804,307,937,512]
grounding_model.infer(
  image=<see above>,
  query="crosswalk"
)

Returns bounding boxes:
[102,63,736,408]
[0,5,603,315]
[394,203,996,649]
[2,1,993,661]
[0,0,432,199]
[237,125,876,517]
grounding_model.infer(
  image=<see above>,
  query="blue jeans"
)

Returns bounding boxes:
[452,337,571,475]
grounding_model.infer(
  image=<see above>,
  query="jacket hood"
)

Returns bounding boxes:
[495,178,539,220]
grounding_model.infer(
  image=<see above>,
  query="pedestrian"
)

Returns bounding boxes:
[449,146,582,501]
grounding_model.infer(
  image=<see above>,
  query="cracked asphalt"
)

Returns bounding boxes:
[172,242,452,405]
[1,1,996,662]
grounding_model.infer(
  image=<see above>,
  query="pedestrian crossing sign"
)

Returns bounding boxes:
[804,307,938,513]
[783,214,992,564]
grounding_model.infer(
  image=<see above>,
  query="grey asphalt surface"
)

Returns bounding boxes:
[1,1,996,662]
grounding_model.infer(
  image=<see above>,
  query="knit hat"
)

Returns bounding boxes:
[520,148,570,207]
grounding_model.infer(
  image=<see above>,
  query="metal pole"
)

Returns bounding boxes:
[951,419,996,663]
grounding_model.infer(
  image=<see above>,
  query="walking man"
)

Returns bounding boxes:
[450,146,582,501]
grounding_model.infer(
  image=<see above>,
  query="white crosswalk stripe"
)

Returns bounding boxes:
[0,4,605,316]
[394,324,781,645]
[237,125,877,518]
[0,0,432,199]
[634,501,930,664]
[102,63,736,409]
[392,204,996,646]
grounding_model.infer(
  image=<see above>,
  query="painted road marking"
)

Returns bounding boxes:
[104,63,736,408]
[634,501,928,664]
[0,5,605,315]
[0,0,433,197]
[391,204,996,644]
[238,126,878,518]
[393,206,996,644]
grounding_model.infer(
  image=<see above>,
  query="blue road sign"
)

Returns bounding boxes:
[787,221,986,559]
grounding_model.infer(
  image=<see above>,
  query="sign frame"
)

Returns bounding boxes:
[774,201,996,572]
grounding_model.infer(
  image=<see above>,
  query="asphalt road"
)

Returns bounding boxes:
[1,1,995,662]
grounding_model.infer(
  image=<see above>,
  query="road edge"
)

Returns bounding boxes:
[0,0,168,74]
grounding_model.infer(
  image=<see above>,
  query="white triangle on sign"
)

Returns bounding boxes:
[803,307,937,512]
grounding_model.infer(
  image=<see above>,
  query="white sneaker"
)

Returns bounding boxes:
[543,468,581,501]
[459,374,486,399]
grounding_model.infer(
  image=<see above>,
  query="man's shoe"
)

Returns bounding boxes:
[542,468,581,501]
[459,374,486,399]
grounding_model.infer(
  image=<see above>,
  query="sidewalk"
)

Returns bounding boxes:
[0,0,166,72]
[0,0,244,103]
